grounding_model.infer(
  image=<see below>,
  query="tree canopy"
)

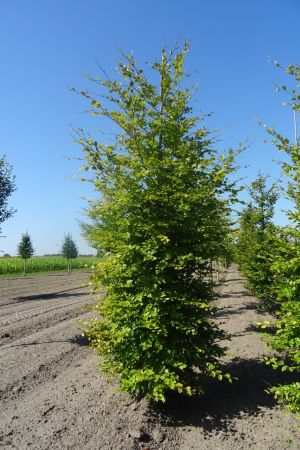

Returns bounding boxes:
[61,233,78,260]
[262,64,300,415]
[77,43,241,401]
[61,233,78,272]
[17,232,34,260]
[0,155,16,236]
[17,232,34,276]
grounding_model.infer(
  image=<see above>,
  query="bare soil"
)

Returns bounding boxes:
[0,266,299,449]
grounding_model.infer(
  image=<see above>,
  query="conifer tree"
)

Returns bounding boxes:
[17,232,34,276]
[61,233,78,273]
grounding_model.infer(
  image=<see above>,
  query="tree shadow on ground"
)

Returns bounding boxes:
[15,287,88,302]
[214,302,258,318]
[149,358,297,432]
[70,334,90,346]
[222,278,244,283]
[245,323,276,334]
[219,291,250,299]
[1,334,90,350]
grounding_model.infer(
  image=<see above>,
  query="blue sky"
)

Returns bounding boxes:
[0,0,299,255]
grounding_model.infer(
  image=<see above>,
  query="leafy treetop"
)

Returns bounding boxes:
[17,233,34,260]
[0,155,16,236]
[61,233,78,260]
[77,43,242,402]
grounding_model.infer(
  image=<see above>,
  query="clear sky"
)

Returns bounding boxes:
[0,0,299,255]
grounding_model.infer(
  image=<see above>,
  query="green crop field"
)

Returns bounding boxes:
[0,256,99,276]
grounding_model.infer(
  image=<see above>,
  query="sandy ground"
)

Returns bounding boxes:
[0,266,299,449]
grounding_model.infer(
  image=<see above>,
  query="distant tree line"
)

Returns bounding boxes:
[15,232,80,276]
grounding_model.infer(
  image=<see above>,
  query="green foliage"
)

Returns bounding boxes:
[77,44,240,401]
[0,155,16,237]
[270,382,300,416]
[17,232,34,275]
[61,233,78,272]
[235,174,279,310]
[264,297,300,415]
[0,255,98,276]
[17,232,34,259]
[261,63,300,416]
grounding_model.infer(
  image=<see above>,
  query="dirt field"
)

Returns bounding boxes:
[0,267,299,449]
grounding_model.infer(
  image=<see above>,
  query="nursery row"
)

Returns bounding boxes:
[76,46,300,414]
[235,65,300,416]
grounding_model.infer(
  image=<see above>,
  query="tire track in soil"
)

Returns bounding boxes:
[0,272,90,306]
[0,286,86,316]
[0,297,90,326]
[0,313,93,404]
[0,297,100,345]
[1,267,299,450]
[0,272,152,450]
[0,273,105,346]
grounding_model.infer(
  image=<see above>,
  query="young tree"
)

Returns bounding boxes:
[262,64,300,415]
[0,155,16,237]
[17,232,34,276]
[61,233,78,273]
[76,44,241,401]
[248,174,278,233]
[236,174,279,309]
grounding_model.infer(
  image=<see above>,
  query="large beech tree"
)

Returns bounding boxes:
[76,44,241,401]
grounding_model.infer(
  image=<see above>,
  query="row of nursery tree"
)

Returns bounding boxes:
[1,44,299,415]
[16,232,79,275]
[75,43,299,415]
[235,64,300,414]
